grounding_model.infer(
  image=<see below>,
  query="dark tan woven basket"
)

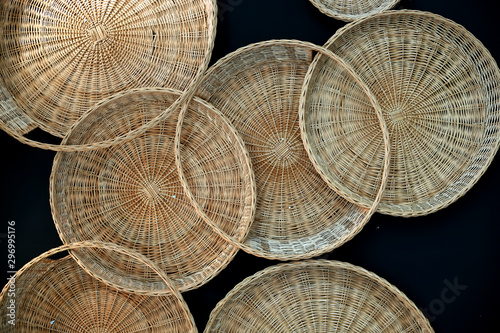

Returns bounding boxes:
[204,260,433,332]
[0,0,216,150]
[301,10,500,217]
[180,40,389,260]
[309,0,400,21]
[50,88,256,293]
[0,241,196,332]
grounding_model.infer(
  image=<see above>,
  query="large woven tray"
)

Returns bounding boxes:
[0,0,216,145]
[309,0,400,21]
[50,88,255,293]
[302,10,500,217]
[205,260,433,332]
[0,241,196,332]
[191,40,389,260]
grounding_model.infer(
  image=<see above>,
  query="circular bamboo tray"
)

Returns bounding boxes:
[182,39,389,260]
[0,241,197,332]
[302,10,500,216]
[308,0,400,21]
[204,260,433,332]
[50,88,255,292]
[0,0,216,148]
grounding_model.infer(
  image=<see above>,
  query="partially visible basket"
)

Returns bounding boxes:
[308,0,400,21]
[301,10,500,216]
[204,260,433,332]
[0,0,216,148]
[0,241,196,332]
[50,88,255,292]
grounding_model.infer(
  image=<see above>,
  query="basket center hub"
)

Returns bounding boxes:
[388,107,406,123]
[142,182,162,201]
[88,24,108,42]
[273,139,295,161]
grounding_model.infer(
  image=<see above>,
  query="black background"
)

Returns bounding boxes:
[1,0,500,331]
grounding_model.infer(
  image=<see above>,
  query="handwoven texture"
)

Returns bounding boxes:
[0,241,196,332]
[0,0,216,138]
[50,88,255,293]
[302,10,500,216]
[205,260,433,332]
[195,40,387,260]
[308,0,400,21]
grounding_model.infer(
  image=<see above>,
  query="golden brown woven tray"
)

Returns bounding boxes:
[309,0,400,21]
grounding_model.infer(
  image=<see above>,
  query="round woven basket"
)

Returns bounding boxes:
[0,241,197,332]
[301,10,500,216]
[204,260,433,332]
[308,0,400,21]
[0,0,216,144]
[50,88,255,293]
[189,40,389,260]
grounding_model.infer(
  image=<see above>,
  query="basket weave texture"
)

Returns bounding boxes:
[205,260,433,332]
[0,0,216,138]
[50,88,255,293]
[302,10,500,216]
[195,40,389,260]
[0,241,196,332]
[309,0,400,21]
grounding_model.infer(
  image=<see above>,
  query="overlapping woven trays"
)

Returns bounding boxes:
[50,88,255,292]
[302,10,500,216]
[204,260,433,332]
[0,241,196,332]
[192,40,389,260]
[309,0,400,21]
[0,0,216,146]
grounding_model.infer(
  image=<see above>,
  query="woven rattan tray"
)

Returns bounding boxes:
[0,0,216,148]
[50,88,255,293]
[0,241,196,332]
[189,40,389,260]
[302,10,500,217]
[309,0,400,21]
[204,260,433,332]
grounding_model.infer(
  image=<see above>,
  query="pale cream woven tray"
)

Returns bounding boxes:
[309,0,400,21]
[301,10,500,217]
[50,88,255,293]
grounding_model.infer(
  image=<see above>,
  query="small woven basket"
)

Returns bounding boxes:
[0,241,196,332]
[0,0,216,147]
[205,260,433,332]
[309,0,400,21]
[50,88,255,293]
[192,40,389,260]
[302,10,500,216]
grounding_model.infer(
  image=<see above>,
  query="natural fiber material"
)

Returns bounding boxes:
[0,241,196,332]
[302,10,500,216]
[0,0,216,138]
[191,40,389,260]
[309,0,400,21]
[51,88,255,292]
[205,260,433,332]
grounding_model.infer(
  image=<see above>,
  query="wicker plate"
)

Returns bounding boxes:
[0,241,196,332]
[191,40,389,260]
[309,0,400,21]
[205,260,433,332]
[50,88,255,293]
[302,10,500,216]
[0,0,216,141]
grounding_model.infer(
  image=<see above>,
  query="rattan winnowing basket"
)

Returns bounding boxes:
[308,0,400,21]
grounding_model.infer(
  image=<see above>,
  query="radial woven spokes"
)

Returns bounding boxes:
[197,42,374,260]
[50,88,255,292]
[0,256,195,332]
[309,0,400,21]
[303,10,500,216]
[0,0,216,137]
[205,260,433,332]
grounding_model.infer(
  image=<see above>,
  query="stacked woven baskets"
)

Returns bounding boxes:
[1,0,499,331]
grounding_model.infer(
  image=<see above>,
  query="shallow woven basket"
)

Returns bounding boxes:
[309,0,400,21]
[301,10,500,217]
[191,40,389,260]
[0,241,196,332]
[50,88,255,293]
[205,260,433,332]
[0,0,216,145]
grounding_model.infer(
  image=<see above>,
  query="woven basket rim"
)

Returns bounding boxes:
[309,0,400,21]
